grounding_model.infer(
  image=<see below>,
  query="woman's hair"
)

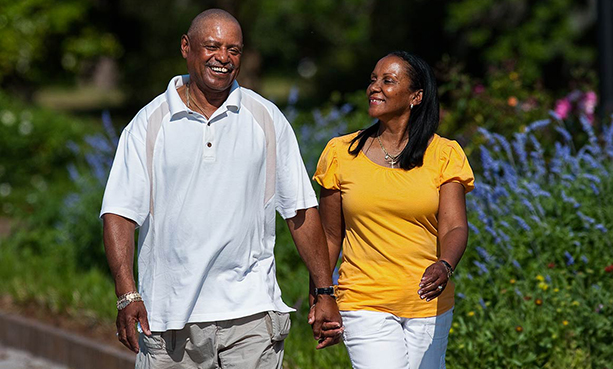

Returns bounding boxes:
[348,51,440,170]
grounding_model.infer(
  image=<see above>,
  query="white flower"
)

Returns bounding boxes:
[1,110,16,126]
[19,120,33,135]
[0,183,11,197]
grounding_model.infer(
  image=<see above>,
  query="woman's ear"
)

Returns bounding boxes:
[412,89,424,106]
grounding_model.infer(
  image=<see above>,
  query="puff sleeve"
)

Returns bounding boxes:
[313,138,341,190]
[440,140,475,193]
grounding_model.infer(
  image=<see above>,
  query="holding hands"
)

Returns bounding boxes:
[307,292,344,349]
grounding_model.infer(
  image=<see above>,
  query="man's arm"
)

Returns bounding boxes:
[286,207,342,349]
[103,213,151,353]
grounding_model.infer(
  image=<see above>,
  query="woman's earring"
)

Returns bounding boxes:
[410,103,414,109]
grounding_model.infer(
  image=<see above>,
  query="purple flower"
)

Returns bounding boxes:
[67,163,80,182]
[479,298,487,310]
[288,86,299,106]
[577,211,595,225]
[498,230,510,242]
[595,224,608,233]
[512,215,531,231]
[564,251,575,266]
[66,140,80,154]
[476,247,492,262]
[102,110,118,145]
[527,119,550,132]
[554,126,572,142]
[474,261,489,275]
[499,220,511,229]
[468,222,480,235]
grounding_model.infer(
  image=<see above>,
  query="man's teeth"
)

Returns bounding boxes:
[211,66,229,73]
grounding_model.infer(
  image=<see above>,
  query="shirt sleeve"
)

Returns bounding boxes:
[274,113,318,219]
[440,140,475,193]
[312,138,340,190]
[99,118,150,227]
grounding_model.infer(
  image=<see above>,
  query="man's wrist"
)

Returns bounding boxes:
[116,291,143,310]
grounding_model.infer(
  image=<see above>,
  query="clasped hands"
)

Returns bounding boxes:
[307,295,344,349]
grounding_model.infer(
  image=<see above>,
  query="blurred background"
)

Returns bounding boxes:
[1,0,612,368]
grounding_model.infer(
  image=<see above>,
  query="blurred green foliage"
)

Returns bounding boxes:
[0,0,122,89]
[445,0,596,86]
[0,0,598,110]
[0,91,93,217]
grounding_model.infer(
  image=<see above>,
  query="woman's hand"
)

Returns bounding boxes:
[417,261,450,302]
[308,298,344,349]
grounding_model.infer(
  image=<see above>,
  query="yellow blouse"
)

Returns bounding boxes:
[314,132,475,318]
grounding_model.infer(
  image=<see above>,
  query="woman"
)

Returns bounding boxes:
[312,51,474,368]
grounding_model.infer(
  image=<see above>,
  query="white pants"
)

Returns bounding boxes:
[341,309,453,369]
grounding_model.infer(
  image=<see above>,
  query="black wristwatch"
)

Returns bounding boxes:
[314,286,336,298]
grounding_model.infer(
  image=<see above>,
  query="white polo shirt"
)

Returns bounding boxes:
[100,75,318,331]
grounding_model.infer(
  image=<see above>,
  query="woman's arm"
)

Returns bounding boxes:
[308,187,345,348]
[418,182,468,302]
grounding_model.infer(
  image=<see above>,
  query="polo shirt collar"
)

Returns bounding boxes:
[166,75,242,119]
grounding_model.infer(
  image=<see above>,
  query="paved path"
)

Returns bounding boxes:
[0,344,69,369]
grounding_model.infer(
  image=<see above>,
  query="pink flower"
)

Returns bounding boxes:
[473,84,485,95]
[579,91,597,115]
[554,98,572,120]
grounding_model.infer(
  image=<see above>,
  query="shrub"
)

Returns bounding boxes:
[449,116,613,368]
[0,91,92,217]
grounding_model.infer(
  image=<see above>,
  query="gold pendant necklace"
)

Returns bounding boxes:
[186,83,191,108]
[376,128,402,168]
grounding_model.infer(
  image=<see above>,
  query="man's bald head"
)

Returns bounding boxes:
[187,9,243,44]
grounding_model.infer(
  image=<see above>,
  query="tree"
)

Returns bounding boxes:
[0,0,122,96]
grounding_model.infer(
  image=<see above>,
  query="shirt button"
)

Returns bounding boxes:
[207,142,212,148]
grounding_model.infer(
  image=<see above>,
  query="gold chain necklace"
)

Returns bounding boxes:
[376,128,403,168]
[186,83,208,118]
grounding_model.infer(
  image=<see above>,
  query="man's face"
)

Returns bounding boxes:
[181,18,243,95]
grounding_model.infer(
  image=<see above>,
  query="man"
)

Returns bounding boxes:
[101,9,341,368]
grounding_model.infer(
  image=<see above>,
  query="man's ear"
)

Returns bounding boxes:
[180,35,190,59]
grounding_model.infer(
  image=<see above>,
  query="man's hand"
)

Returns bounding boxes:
[116,301,151,353]
[307,295,343,349]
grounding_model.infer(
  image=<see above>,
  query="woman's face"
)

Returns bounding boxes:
[367,55,414,122]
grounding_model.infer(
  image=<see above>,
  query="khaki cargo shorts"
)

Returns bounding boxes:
[136,311,291,369]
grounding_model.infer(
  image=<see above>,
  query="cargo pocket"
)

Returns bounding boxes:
[140,332,166,354]
[266,311,292,342]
